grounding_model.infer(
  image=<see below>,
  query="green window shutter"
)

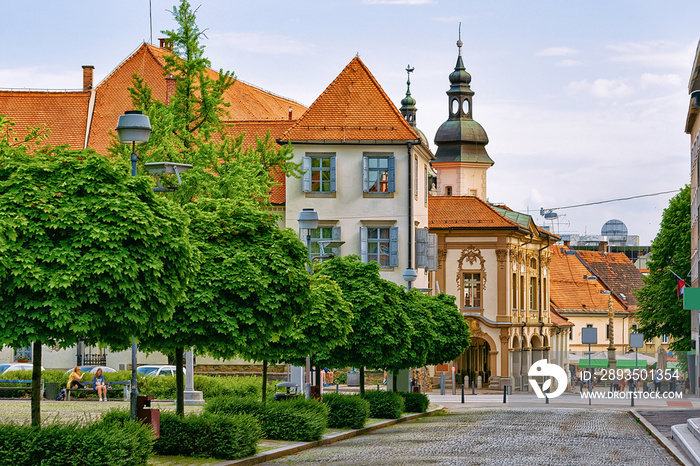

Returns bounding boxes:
[302,156,311,192]
[360,227,368,262]
[330,156,337,193]
[362,156,369,193]
[388,156,396,193]
[390,227,399,267]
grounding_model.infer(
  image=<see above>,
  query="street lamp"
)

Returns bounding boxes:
[297,208,319,397]
[116,110,151,177]
[116,110,151,421]
[403,267,417,290]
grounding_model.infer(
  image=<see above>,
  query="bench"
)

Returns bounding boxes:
[0,379,44,397]
[66,381,131,401]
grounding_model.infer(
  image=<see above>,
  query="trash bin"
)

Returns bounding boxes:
[347,370,360,387]
[137,395,160,438]
[44,382,60,400]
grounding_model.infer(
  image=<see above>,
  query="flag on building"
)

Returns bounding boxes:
[677,278,686,299]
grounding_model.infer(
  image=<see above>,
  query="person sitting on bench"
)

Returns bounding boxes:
[93,368,107,402]
[67,366,85,390]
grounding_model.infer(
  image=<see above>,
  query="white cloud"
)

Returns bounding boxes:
[208,32,312,55]
[363,0,435,4]
[639,73,682,88]
[536,47,578,57]
[557,59,582,67]
[606,40,695,69]
[567,78,635,99]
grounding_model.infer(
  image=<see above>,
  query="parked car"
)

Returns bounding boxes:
[63,366,117,374]
[0,363,44,374]
[136,365,184,376]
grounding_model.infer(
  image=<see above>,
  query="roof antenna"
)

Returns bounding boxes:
[457,22,463,56]
[149,0,153,44]
[356,52,360,58]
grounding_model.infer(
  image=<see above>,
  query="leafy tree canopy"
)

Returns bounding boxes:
[636,185,690,352]
[0,140,196,351]
[140,198,313,359]
[423,293,471,365]
[111,0,301,207]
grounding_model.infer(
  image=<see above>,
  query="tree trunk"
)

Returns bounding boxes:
[315,362,322,401]
[393,372,398,392]
[31,342,42,427]
[262,360,268,405]
[175,346,184,417]
[360,367,365,396]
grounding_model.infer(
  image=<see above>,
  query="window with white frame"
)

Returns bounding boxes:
[363,154,395,193]
[462,272,482,308]
[662,334,668,344]
[308,226,341,261]
[360,226,398,267]
[302,153,336,193]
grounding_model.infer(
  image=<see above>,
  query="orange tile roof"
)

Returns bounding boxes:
[224,120,297,205]
[428,196,522,230]
[89,43,306,156]
[549,246,629,314]
[281,57,419,143]
[550,309,574,327]
[574,250,644,310]
[0,91,90,150]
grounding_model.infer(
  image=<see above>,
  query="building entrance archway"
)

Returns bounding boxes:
[457,338,491,383]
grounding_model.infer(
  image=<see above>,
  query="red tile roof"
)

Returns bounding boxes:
[550,309,574,327]
[428,196,522,230]
[0,91,90,149]
[281,57,419,143]
[549,246,629,314]
[574,250,644,310]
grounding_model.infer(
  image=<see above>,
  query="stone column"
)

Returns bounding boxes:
[183,348,203,405]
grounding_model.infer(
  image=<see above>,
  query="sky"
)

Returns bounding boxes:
[2,0,699,244]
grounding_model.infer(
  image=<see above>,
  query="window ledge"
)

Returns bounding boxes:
[305,192,336,198]
[363,192,394,199]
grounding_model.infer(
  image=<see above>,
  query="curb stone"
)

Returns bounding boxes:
[631,408,691,466]
[214,405,445,466]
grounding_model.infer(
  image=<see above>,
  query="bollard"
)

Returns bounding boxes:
[631,389,634,407]
[377,383,380,391]
[440,372,445,396]
[461,381,464,403]
[503,385,507,404]
[471,380,475,395]
[336,383,339,394]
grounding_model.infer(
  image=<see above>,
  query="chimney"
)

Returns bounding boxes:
[159,38,173,51]
[288,107,293,120]
[599,241,608,253]
[165,74,176,105]
[82,65,94,90]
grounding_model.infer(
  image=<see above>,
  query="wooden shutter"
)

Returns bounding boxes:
[360,227,368,262]
[427,233,438,271]
[362,156,369,193]
[390,227,399,267]
[415,228,428,268]
[330,156,337,192]
[388,156,396,193]
[302,156,311,192]
[332,226,341,255]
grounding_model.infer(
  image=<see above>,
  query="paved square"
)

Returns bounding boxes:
[267,408,678,465]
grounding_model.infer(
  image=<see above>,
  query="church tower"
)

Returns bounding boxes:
[433,36,492,200]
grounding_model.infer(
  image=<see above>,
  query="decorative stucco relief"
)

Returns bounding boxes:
[456,246,486,292]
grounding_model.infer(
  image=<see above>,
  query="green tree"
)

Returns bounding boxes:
[139,198,315,413]
[114,0,300,207]
[637,185,690,352]
[424,293,471,365]
[0,139,195,425]
[315,256,413,395]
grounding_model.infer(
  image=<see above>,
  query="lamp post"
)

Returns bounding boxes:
[297,208,319,397]
[116,110,151,421]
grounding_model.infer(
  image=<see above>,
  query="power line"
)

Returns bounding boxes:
[540,189,680,214]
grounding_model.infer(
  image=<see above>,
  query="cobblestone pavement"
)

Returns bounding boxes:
[266,408,678,465]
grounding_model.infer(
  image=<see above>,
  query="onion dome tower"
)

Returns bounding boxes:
[400,65,429,148]
[432,34,493,199]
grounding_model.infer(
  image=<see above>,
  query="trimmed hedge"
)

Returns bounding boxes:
[154,412,260,460]
[398,392,429,413]
[0,418,153,465]
[322,393,370,429]
[361,390,404,419]
[206,396,328,442]
[323,393,369,429]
